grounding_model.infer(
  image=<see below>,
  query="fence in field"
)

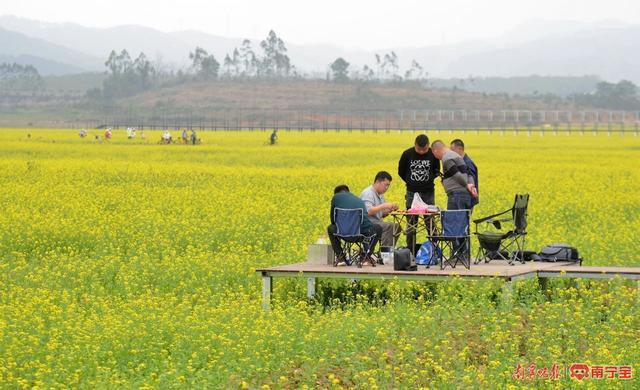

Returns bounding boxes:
[74,109,640,134]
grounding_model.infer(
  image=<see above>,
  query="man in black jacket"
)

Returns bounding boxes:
[398,134,441,253]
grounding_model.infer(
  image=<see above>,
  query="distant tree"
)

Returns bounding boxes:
[223,54,234,77]
[0,63,43,91]
[404,60,424,81]
[133,52,154,89]
[383,51,399,80]
[117,50,132,72]
[362,65,375,81]
[239,39,258,77]
[104,49,132,76]
[573,79,639,109]
[232,48,241,76]
[329,57,350,82]
[259,30,291,78]
[189,47,220,80]
[99,50,157,99]
[374,53,383,80]
[105,50,119,75]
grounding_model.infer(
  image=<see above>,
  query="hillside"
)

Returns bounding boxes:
[0,79,580,128]
[124,79,573,112]
[0,27,101,74]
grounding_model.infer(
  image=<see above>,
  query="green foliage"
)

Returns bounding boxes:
[330,57,350,82]
[99,50,156,99]
[259,30,291,78]
[189,47,220,80]
[0,62,44,91]
[573,79,640,109]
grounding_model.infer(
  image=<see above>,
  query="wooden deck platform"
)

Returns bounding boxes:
[257,261,640,309]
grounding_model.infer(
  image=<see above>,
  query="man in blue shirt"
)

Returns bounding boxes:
[450,139,479,211]
[328,185,383,265]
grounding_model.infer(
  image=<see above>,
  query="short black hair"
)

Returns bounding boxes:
[415,134,429,147]
[374,171,392,182]
[333,184,350,194]
[450,139,465,149]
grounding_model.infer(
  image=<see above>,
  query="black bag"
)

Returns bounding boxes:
[513,250,540,261]
[538,243,582,264]
[394,247,417,271]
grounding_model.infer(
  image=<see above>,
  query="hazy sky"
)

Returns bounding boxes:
[2,0,639,49]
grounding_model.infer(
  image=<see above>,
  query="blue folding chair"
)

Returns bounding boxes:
[427,209,471,270]
[333,208,377,268]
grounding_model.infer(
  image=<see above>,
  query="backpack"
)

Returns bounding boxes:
[416,241,441,266]
[538,243,582,264]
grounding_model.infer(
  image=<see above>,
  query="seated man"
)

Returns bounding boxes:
[360,171,401,247]
[327,184,383,265]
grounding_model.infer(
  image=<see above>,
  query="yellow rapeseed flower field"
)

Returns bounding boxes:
[0,128,638,387]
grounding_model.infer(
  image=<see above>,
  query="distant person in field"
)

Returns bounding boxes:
[190,129,197,145]
[397,134,441,251]
[162,130,172,144]
[270,130,278,145]
[79,129,87,138]
[360,171,401,247]
[430,140,477,210]
[450,139,479,212]
[182,129,189,144]
[104,128,112,140]
[328,185,382,265]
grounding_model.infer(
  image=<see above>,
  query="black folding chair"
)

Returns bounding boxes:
[473,194,529,265]
[427,209,471,270]
[332,208,377,268]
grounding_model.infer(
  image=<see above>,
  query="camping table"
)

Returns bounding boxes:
[389,210,441,247]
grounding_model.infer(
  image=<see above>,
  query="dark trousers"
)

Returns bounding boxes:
[447,190,472,257]
[327,223,383,257]
[405,190,435,253]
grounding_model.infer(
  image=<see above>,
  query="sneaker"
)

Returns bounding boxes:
[372,253,384,265]
[334,253,347,267]
[363,255,377,266]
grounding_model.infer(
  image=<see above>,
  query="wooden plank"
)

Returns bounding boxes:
[541,266,640,274]
[539,265,640,280]
[256,261,578,279]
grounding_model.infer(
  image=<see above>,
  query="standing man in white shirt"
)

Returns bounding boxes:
[360,171,401,247]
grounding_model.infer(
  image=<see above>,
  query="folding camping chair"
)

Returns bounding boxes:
[473,194,529,265]
[332,208,377,268]
[427,209,471,270]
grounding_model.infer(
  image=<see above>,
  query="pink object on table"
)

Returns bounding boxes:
[407,206,428,214]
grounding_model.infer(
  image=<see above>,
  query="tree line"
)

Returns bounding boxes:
[0,63,44,90]
[85,29,640,111]
[90,29,432,100]
[571,80,640,110]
